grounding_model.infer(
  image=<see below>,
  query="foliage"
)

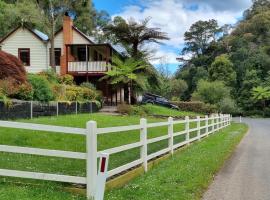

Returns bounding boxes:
[104,17,169,57]
[192,80,230,105]
[80,82,96,90]
[59,74,74,85]
[38,70,60,84]
[27,74,54,102]
[218,97,239,115]
[117,103,133,115]
[65,85,101,102]
[209,54,236,87]
[182,19,221,56]
[176,1,270,115]
[171,101,217,114]
[0,50,26,83]
[12,83,34,101]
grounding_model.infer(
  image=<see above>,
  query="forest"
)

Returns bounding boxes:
[0,0,270,116]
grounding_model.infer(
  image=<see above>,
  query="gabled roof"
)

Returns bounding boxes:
[0,25,48,43]
[54,26,95,44]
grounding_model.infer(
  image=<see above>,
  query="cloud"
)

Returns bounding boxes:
[113,0,252,71]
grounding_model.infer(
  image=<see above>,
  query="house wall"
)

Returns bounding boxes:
[73,29,91,44]
[0,28,49,73]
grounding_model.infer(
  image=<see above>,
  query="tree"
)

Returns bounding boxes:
[192,80,230,105]
[101,56,149,104]
[251,86,270,110]
[169,79,188,100]
[104,17,169,58]
[0,0,44,38]
[36,0,72,70]
[182,19,221,56]
[209,54,236,87]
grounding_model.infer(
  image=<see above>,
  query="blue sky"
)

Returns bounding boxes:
[93,0,252,73]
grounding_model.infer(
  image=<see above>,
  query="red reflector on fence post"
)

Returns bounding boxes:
[100,157,106,173]
[95,153,109,200]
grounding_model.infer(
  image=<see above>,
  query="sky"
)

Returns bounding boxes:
[93,0,252,73]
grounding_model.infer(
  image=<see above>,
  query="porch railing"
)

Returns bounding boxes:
[68,61,111,73]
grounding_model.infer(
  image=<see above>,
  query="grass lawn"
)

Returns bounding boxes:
[138,104,200,117]
[105,123,248,200]
[0,107,230,200]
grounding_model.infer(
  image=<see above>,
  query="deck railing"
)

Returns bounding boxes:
[0,114,231,199]
[68,61,111,73]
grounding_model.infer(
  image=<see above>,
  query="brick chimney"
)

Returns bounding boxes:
[60,13,73,75]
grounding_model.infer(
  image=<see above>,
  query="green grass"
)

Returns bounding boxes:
[0,111,234,200]
[105,123,248,200]
[139,104,200,117]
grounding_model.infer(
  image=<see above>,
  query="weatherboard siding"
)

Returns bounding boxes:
[73,29,91,44]
[1,28,49,73]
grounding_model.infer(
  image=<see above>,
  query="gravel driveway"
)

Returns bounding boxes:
[203,118,270,200]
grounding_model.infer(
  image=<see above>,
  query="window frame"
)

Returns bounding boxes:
[18,48,30,66]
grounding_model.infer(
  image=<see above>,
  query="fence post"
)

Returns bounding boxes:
[86,121,98,200]
[197,116,201,141]
[95,153,109,200]
[30,101,33,119]
[168,117,174,155]
[205,115,208,136]
[185,116,190,145]
[140,118,148,172]
[212,114,215,133]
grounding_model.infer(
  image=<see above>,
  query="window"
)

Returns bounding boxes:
[77,47,87,61]
[50,48,61,66]
[18,48,30,66]
[94,50,98,61]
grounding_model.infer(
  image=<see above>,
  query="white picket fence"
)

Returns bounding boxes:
[0,114,231,199]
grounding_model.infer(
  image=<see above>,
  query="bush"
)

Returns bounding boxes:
[218,97,238,115]
[171,101,217,114]
[38,70,60,84]
[117,103,133,114]
[0,78,18,96]
[28,74,54,102]
[52,84,66,101]
[12,83,33,100]
[60,74,74,85]
[80,82,96,90]
[192,80,230,105]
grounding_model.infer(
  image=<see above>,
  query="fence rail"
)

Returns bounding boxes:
[0,114,231,199]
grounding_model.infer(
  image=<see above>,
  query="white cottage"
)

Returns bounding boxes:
[0,14,126,105]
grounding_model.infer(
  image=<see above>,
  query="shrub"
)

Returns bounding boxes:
[0,50,26,83]
[80,82,96,90]
[192,80,230,105]
[218,97,238,115]
[60,74,74,85]
[52,84,66,101]
[117,103,133,114]
[171,101,217,114]
[28,74,54,102]
[0,78,18,96]
[38,70,60,84]
[12,83,33,100]
[65,85,81,101]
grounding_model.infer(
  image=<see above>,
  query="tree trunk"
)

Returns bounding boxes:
[49,0,56,72]
[50,20,56,72]
[128,82,131,105]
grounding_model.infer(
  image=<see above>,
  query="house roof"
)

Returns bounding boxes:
[0,25,48,43]
[0,24,125,56]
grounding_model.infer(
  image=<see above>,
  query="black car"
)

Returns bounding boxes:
[141,93,179,109]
